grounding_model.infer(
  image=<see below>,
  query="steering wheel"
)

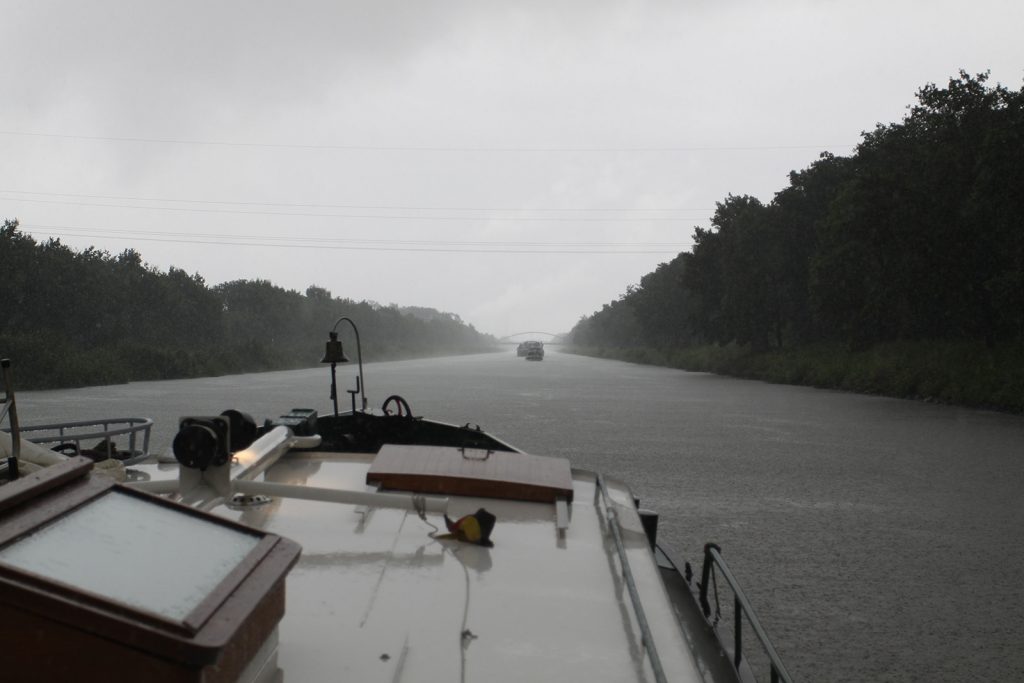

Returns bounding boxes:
[381,394,413,417]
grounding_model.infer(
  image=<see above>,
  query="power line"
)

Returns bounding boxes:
[2,194,707,222]
[26,224,690,248]
[0,129,855,153]
[21,223,688,255]
[0,189,713,213]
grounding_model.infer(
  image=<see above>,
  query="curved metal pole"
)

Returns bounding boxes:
[330,317,367,411]
[328,361,339,416]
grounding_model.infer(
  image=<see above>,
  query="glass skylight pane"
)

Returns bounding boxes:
[0,491,260,622]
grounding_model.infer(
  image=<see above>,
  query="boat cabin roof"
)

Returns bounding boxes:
[194,445,708,682]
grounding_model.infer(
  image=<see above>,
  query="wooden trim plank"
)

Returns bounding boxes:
[367,445,573,503]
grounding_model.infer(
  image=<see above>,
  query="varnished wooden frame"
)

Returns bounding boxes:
[0,457,301,666]
[367,443,575,503]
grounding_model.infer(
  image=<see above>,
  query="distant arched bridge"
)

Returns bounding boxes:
[496,331,566,345]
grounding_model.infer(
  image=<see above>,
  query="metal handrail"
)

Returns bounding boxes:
[1,416,153,464]
[596,474,667,683]
[699,543,794,683]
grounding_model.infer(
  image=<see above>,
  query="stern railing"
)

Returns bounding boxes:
[699,543,794,683]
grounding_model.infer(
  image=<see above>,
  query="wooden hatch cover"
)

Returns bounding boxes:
[366,445,573,503]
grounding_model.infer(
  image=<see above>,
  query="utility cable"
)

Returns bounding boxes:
[1,195,704,222]
[20,224,689,249]
[0,129,855,153]
[0,189,712,214]
[18,225,688,254]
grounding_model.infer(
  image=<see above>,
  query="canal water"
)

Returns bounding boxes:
[14,349,1024,681]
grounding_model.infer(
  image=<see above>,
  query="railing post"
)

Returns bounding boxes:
[734,594,743,669]
[699,543,720,618]
[699,542,795,682]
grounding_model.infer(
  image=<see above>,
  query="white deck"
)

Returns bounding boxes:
[193,451,707,682]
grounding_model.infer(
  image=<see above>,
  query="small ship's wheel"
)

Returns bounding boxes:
[382,394,413,417]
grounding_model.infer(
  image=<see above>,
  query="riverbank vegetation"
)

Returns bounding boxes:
[569,72,1024,413]
[0,221,496,390]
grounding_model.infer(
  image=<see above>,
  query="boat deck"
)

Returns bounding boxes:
[180,450,709,682]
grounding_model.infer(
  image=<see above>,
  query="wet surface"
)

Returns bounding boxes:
[14,349,1024,681]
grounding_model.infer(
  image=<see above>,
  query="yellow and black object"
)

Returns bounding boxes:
[440,508,496,547]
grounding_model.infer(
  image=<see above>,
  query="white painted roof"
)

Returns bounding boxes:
[206,450,707,682]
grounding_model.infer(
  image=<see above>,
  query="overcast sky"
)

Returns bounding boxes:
[2,1,1022,338]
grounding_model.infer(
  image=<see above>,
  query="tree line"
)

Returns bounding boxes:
[571,72,1023,410]
[0,222,496,389]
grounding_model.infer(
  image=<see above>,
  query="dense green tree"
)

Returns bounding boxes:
[572,295,642,349]
[630,255,694,347]
[573,70,1023,360]
[687,195,790,349]
[0,220,37,336]
[0,222,496,389]
[813,71,1024,346]
[771,153,856,343]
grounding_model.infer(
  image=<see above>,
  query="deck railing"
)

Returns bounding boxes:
[699,543,794,683]
[2,417,153,464]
